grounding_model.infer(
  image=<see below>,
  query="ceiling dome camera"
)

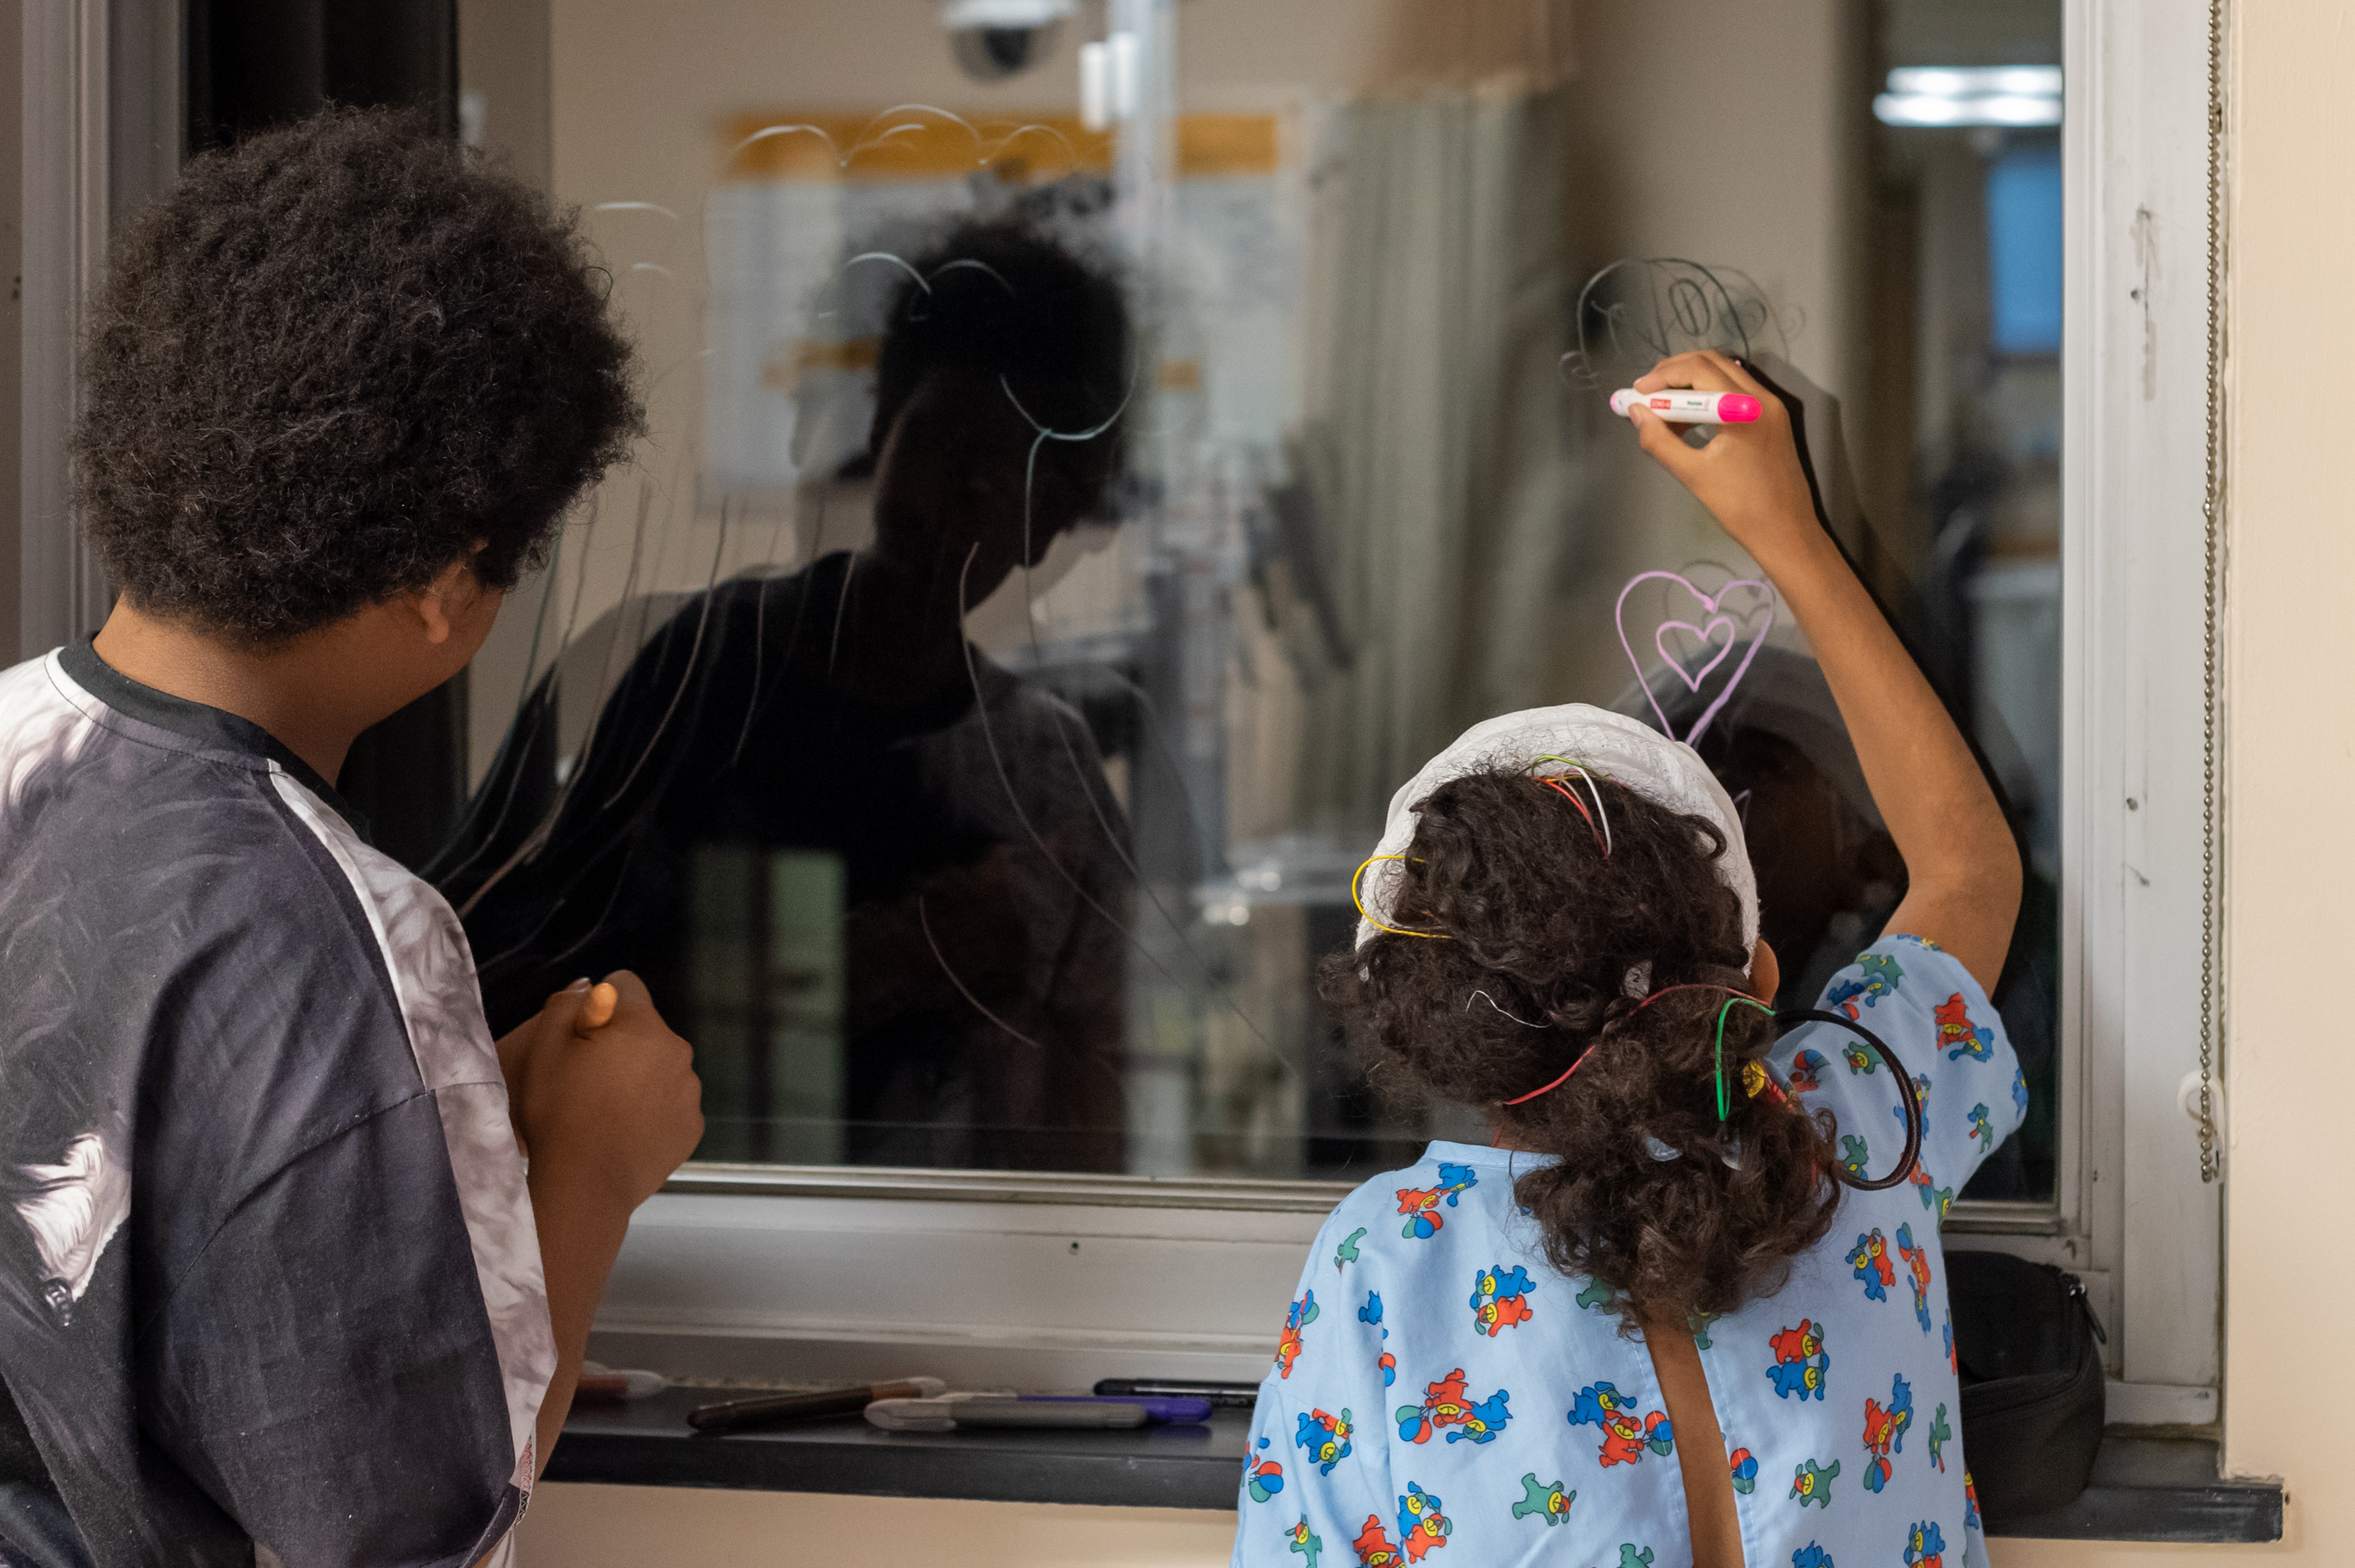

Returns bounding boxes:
[942,0,1075,82]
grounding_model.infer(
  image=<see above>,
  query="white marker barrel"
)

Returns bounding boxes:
[1609,388,1763,424]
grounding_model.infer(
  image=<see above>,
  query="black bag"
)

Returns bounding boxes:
[1946,1249,2108,1525]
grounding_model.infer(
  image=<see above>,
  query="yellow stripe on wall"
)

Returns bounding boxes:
[719,111,1114,182]
[718,110,1279,183]
[1176,114,1280,179]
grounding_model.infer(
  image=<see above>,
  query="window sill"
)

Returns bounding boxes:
[546,1395,2283,1544]
[1987,1431,2282,1544]
[655,1164,2064,1227]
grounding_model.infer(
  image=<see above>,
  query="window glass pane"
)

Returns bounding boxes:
[442,0,2059,1201]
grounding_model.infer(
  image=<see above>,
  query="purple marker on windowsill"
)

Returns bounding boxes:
[865,1393,1214,1431]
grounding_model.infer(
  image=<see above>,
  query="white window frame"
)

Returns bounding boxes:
[20,0,2223,1429]
[2057,0,2223,1424]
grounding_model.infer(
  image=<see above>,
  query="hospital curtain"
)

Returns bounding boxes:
[1285,86,1580,834]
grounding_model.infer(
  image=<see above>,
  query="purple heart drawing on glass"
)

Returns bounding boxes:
[1613,569,1779,746]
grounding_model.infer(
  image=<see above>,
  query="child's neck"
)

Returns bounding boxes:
[91,600,447,786]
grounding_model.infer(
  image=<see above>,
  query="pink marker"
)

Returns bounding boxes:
[1609,388,1762,424]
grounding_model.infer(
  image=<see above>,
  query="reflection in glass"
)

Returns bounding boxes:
[441,0,2062,1199]
[445,221,1136,1170]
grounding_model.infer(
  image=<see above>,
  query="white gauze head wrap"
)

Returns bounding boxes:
[1353,703,1759,968]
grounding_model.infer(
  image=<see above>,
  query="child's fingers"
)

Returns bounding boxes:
[1628,407,1706,482]
[518,979,593,1048]
[1634,351,1745,395]
[1705,350,1776,401]
[597,969,655,1013]
[575,968,654,1034]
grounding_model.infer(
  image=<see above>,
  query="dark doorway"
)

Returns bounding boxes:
[182,0,467,868]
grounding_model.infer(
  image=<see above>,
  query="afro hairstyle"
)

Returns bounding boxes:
[72,106,642,646]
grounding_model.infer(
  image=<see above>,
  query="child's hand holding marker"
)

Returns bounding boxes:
[494,976,626,1157]
[511,970,704,1209]
[1616,351,1822,560]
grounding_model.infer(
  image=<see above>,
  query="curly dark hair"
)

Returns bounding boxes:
[73,106,641,646]
[1317,769,1844,1330]
[868,217,1130,494]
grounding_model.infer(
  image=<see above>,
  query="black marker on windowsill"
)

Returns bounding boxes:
[687,1377,947,1434]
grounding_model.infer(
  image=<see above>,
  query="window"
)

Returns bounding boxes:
[20,0,2219,1427]
[452,0,2084,1199]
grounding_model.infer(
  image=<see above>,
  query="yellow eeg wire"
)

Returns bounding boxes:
[1352,853,1454,941]
[1357,757,1608,943]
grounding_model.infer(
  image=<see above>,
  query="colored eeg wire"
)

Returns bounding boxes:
[1501,1045,1592,1106]
[1359,763,1611,943]
[1529,755,1611,858]
[1632,982,1769,1119]
[1352,854,1454,941]
[1535,774,1593,830]
[1503,981,1775,1114]
[1635,983,1776,1121]
[1710,994,1776,1121]
[1467,990,1547,1029]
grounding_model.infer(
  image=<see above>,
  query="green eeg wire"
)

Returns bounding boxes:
[1713,994,1775,1121]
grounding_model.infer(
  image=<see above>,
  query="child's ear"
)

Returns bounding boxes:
[413,543,492,645]
[1749,939,1781,1004]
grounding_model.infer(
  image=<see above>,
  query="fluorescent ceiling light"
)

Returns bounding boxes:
[1875,93,2063,128]
[1886,65,2063,98]
[1875,64,2063,128]
[940,0,1074,27]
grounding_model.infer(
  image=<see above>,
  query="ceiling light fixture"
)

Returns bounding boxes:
[1875,64,2062,128]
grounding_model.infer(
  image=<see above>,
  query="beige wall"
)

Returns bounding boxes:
[1550,0,1860,690]
[1565,1,1860,403]
[459,0,551,190]
[516,1489,1232,1566]
[517,1,2355,1559]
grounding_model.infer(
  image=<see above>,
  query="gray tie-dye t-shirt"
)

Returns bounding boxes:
[0,643,552,1568]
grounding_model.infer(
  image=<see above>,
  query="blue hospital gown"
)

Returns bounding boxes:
[1233,935,2025,1568]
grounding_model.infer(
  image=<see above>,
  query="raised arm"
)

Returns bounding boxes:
[1624,350,2021,990]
